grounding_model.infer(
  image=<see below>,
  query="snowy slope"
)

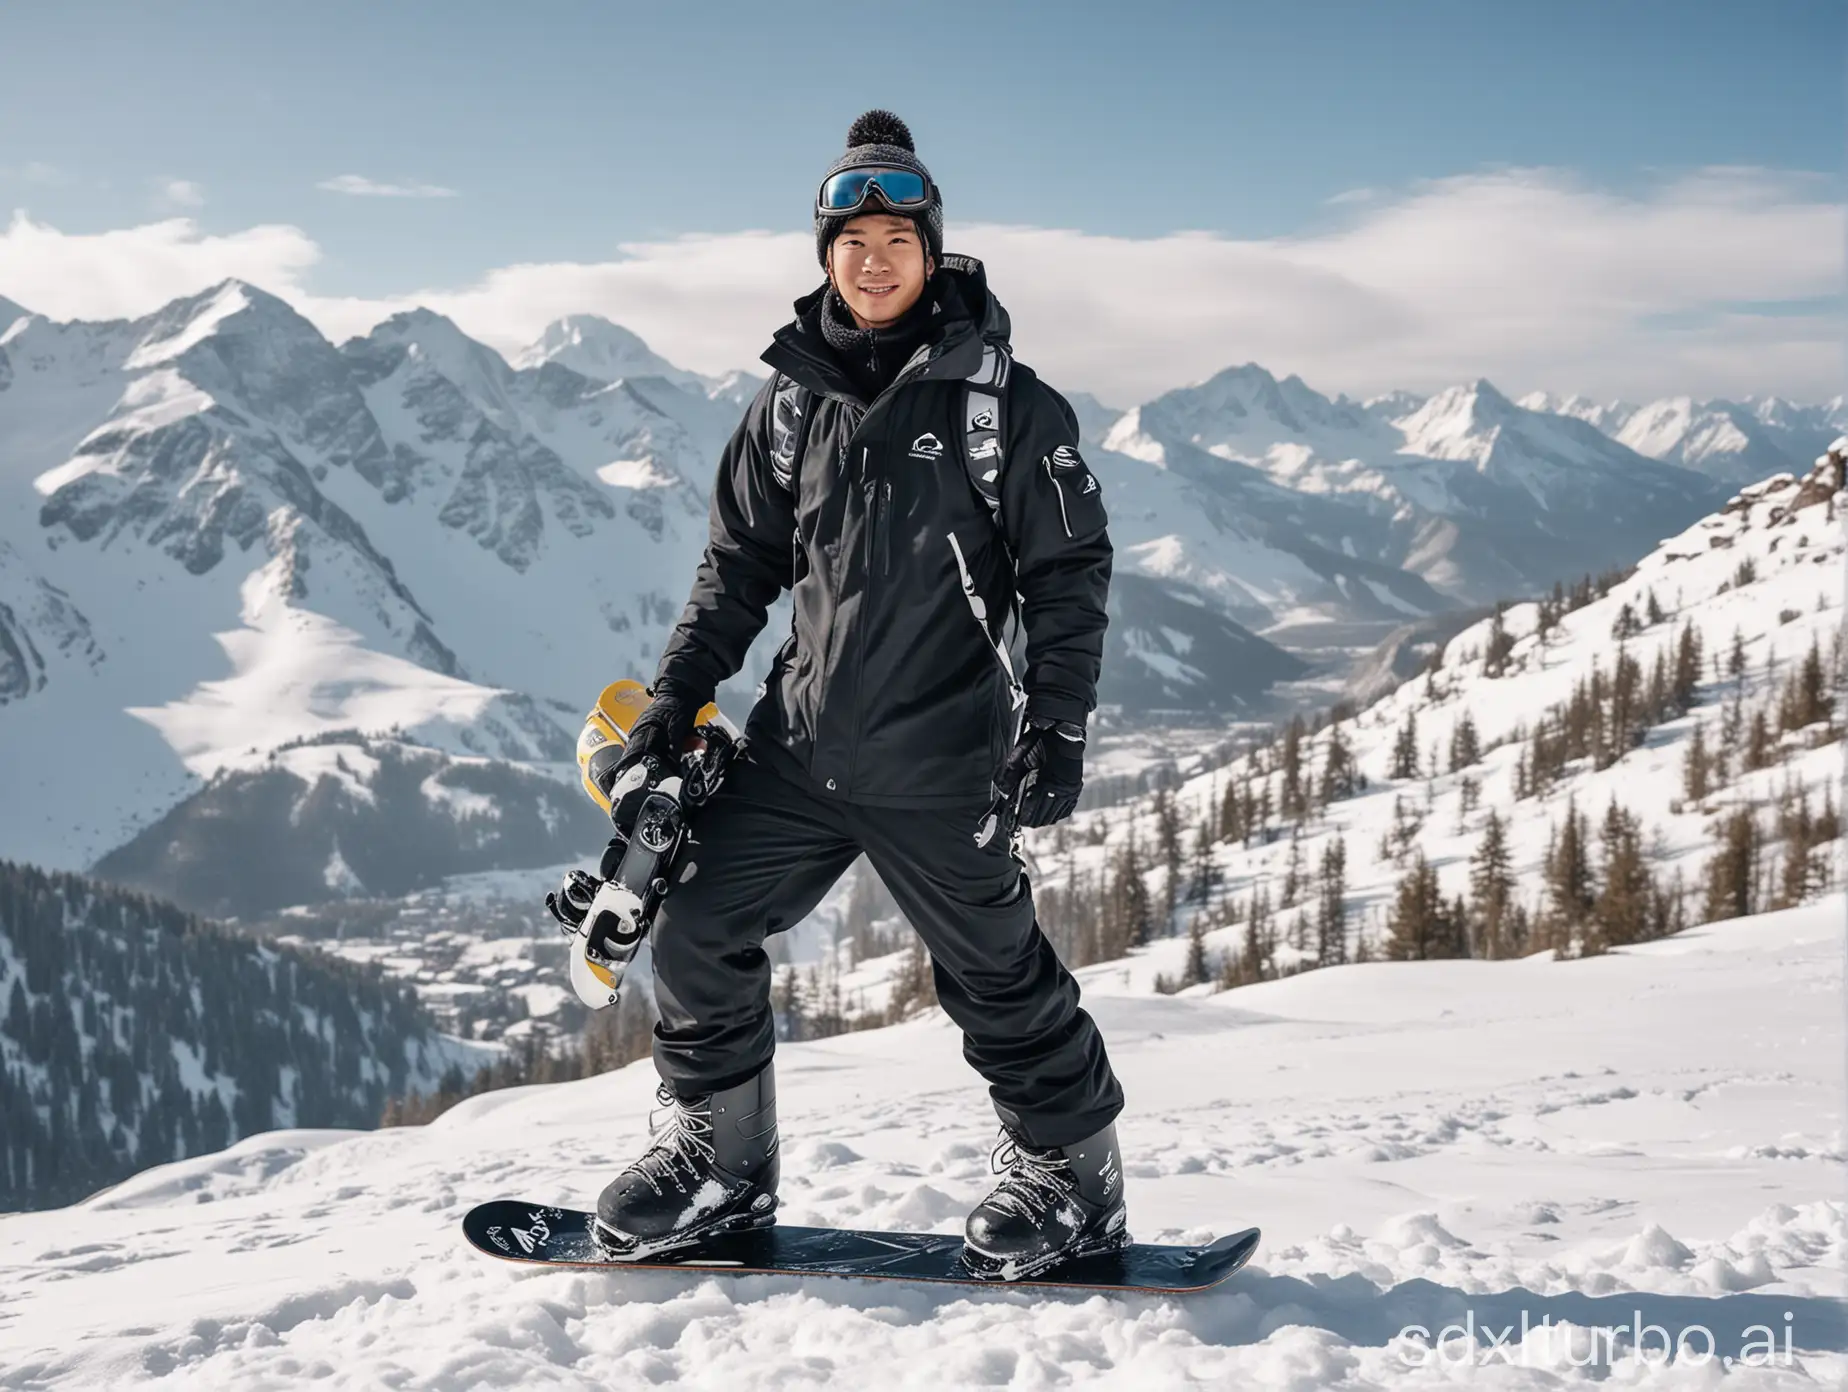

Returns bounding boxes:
[1022,447,1844,1000]
[0,894,1838,1386]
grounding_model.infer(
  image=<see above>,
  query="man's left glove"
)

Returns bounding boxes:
[994,712,1087,830]
[601,683,699,835]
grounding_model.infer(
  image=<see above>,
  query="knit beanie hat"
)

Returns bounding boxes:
[815,110,944,268]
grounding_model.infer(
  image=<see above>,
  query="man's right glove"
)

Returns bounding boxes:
[992,712,1087,832]
[600,684,698,835]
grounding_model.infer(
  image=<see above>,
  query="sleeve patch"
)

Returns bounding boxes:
[1049,443,1085,472]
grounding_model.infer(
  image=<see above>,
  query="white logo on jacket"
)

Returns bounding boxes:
[910,432,945,460]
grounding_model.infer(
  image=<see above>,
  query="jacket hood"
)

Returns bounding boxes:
[764,255,1011,401]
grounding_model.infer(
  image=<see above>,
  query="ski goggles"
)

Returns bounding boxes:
[817,167,934,216]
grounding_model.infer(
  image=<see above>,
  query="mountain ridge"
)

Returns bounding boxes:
[0,280,1807,894]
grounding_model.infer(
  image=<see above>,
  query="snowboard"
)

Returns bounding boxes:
[462,1200,1260,1294]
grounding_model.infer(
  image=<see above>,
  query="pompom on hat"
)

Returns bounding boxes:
[815,110,943,267]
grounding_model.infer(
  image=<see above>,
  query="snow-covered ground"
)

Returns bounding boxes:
[1,895,1840,1388]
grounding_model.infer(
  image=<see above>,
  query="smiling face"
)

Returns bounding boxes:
[826,213,934,329]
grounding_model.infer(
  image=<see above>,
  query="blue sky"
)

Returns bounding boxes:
[0,1,1841,402]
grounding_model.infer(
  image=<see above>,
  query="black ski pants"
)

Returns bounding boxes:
[648,751,1124,1149]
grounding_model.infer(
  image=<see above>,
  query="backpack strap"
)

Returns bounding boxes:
[770,348,1013,533]
[960,343,1012,525]
[768,373,811,493]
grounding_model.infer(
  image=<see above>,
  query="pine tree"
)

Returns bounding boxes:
[1543,798,1596,954]
[1225,911,1262,988]
[1249,886,1276,978]
[1457,774,1482,822]
[1779,636,1831,733]
[1671,622,1703,712]
[1319,723,1358,805]
[1280,825,1305,909]
[1180,917,1210,988]
[1115,838,1155,951]
[1383,853,1466,960]
[1591,800,1652,950]
[1155,789,1183,893]
[1744,707,1774,772]
[1386,793,1424,867]
[1701,808,1759,924]
[774,964,806,1042]
[1279,715,1307,822]
[1390,710,1420,780]
[1448,711,1481,773]
[1682,722,1711,803]
[1484,603,1515,676]
[883,937,939,1023]
[1468,810,1516,958]
[1316,835,1348,966]
[1187,822,1219,904]
[1774,789,1817,909]
[1220,775,1246,846]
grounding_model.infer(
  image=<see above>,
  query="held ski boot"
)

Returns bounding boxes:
[593,1064,780,1261]
[962,1122,1129,1281]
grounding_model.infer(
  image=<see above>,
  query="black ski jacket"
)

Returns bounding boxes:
[653,258,1111,807]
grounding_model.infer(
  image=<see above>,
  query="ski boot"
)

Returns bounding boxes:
[593,1064,780,1260]
[962,1121,1129,1281]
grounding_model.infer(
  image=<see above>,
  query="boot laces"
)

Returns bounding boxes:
[629,1084,718,1196]
[983,1130,1079,1222]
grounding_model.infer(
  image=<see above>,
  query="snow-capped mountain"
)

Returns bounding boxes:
[1093,373,1453,633]
[513,313,766,409]
[0,277,1821,914]
[1104,366,1727,611]
[1521,390,1847,490]
[0,282,720,873]
[0,294,26,340]
[511,314,707,390]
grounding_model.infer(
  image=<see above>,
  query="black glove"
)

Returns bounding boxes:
[604,685,697,834]
[994,712,1087,830]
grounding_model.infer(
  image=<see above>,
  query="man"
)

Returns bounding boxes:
[592,110,1124,1282]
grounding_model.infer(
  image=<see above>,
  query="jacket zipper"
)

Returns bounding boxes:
[1044,458,1074,539]
[847,445,872,795]
[876,479,891,578]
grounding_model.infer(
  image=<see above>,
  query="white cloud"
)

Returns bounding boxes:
[0,213,320,323]
[1,166,1838,405]
[316,174,457,199]
[160,180,205,209]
